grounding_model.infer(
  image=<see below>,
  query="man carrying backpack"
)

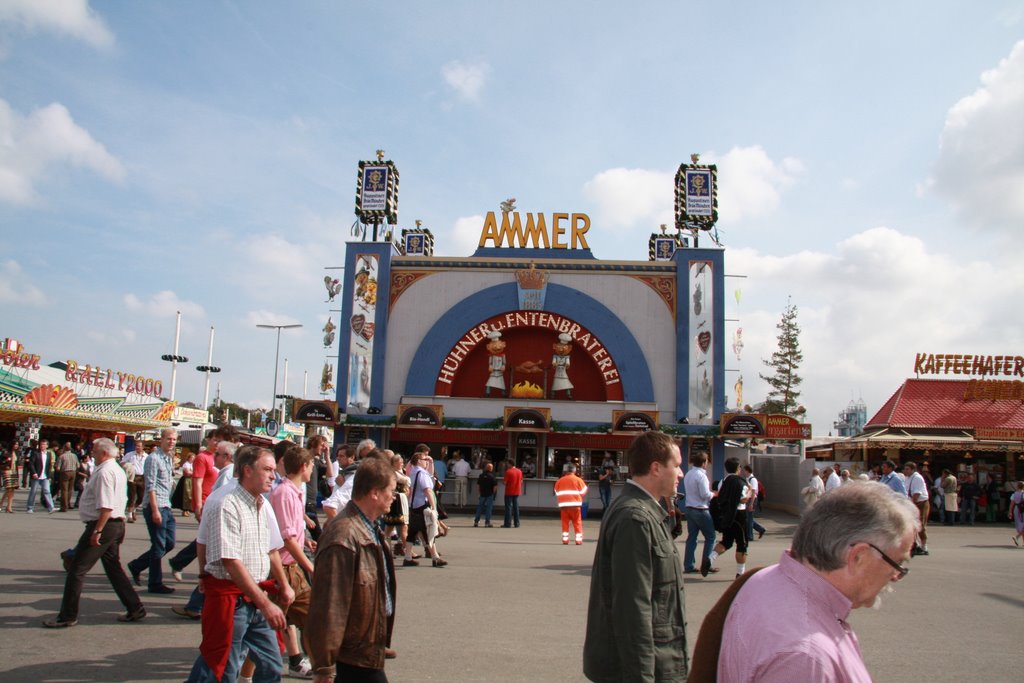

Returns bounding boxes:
[742,464,766,543]
[702,457,753,578]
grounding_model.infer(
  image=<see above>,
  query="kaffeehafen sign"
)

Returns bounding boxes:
[914,352,1024,378]
[478,211,591,249]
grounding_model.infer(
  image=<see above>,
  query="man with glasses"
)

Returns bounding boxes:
[713,482,919,682]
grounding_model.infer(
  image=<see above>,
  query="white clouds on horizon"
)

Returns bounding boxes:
[928,40,1024,234]
[730,225,1024,433]
[124,290,205,320]
[441,59,491,103]
[0,0,114,51]
[0,259,48,305]
[581,146,803,230]
[0,99,125,205]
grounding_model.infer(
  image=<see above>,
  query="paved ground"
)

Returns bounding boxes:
[0,489,1020,682]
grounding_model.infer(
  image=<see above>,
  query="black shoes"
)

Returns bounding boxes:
[129,566,141,586]
[117,607,147,622]
[432,557,448,568]
[700,556,712,577]
[147,585,175,594]
[402,559,419,567]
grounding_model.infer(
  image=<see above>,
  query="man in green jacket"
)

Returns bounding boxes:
[583,431,688,682]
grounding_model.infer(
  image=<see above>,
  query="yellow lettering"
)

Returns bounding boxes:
[498,212,526,248]
[551,213,568,249]
[524,213,550,248]
[479,212,500,247]
[571,213,590,249]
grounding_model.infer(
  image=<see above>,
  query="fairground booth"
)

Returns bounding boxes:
[0,337,174,450]
[806,353,1024,493]
[321,154,734,511]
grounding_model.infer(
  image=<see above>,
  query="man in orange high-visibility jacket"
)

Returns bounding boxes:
[555,464,589,544]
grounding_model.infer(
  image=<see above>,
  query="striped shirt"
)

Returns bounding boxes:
[143,447,174,509]
[205,485,273,582]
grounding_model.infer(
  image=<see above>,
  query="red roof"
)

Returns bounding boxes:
[866,378,1024,430]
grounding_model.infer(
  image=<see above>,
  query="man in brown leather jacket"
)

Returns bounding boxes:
[306,455,397,682]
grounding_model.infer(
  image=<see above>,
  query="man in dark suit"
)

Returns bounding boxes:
[27,438,56,513]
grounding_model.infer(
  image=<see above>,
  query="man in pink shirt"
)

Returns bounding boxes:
[269,445,315,678]
[717,482,920,682]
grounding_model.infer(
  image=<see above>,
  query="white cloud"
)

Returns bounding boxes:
[928,40,1024,233]
[123,290,205,319]
[441,60,490,102]
[709,146,804,225]
[0,0,114,50]
[437,215,485,257]
[0,259,48,305]
[0,98,125,204]
[244,310,303,328]
[729,226,1024,435]
[582,168,674,229]
[581,146,802,231]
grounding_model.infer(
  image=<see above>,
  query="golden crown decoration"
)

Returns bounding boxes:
[515,262,548,290]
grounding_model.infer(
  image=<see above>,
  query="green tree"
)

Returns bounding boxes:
[759,300,804,415]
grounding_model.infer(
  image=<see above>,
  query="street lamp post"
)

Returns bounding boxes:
[256,323,303,421]
[196,326,221,410]
[160,310,189,401]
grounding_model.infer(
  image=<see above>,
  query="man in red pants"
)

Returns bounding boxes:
[555,464,588,544]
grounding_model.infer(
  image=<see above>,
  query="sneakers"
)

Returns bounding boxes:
[42,617,77,628]
[117,607,147,622]
[171,570,184,582]
[288,656,313,679]
[171,605,201,620]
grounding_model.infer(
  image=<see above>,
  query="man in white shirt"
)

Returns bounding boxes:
[682,451,716,575]
[451,450,471,507]
[742,464,767,542]
[802,468,826,510]
[903,461,930,556]
[184,446,293,683]
[825,464,842,492]
[44,438,145,627]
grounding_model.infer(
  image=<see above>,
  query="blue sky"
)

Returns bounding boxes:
[2,1,1023,436]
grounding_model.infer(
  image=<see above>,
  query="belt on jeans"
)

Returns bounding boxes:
[685,506,709,510]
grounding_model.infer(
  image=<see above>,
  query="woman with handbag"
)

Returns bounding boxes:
[383,452,414,558]
[402,451,448,568]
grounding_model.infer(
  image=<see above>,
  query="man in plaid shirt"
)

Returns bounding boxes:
[185,446,294,683]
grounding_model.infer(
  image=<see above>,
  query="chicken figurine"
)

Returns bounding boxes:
[324,276,342,302]
[323,318,336,348]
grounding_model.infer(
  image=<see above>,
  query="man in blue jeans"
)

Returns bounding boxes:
[474,462,496,527]
[682,450,717,575]
[127,428,178,594]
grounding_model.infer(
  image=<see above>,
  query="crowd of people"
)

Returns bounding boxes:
[10,428,459,682]
[3,428,1023,682]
